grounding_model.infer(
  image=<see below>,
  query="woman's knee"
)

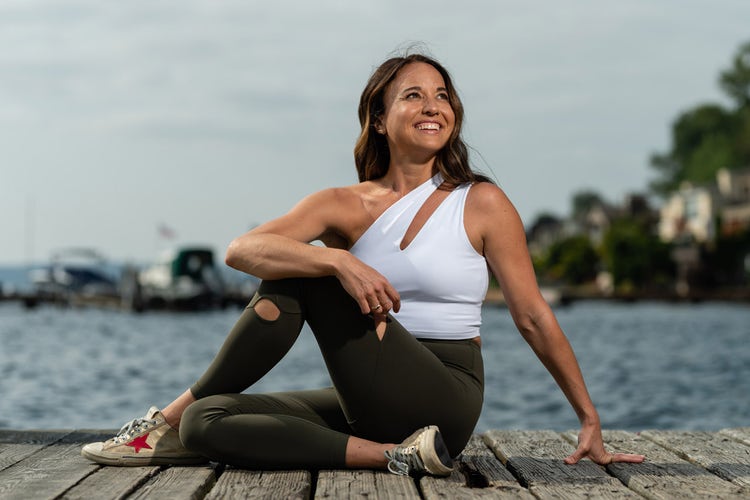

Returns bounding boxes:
[248,291,302,321]
[179,396,225,452]
[253,297,280,321]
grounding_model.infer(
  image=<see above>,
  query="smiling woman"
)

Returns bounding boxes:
[378,63,455,164]
[80,51,643,476]
[353,54,491,186]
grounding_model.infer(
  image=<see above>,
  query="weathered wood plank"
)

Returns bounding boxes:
[0,431,109,500]
[126,464,218,500]
[0,430,70,472]
[562,430,748,499]
[720,427,750,447]
[641,430,750,490]
[421,435,534,499]
[55,428,163,500]
[484,430,641,499]
[3,429,750,499]
[0,429,72,444]
[59,465,161,499]
[205,468,311,500]
[315,469,420,499]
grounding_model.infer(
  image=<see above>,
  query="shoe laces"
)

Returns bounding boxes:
[111,416,158,444]
[385,444,425,476]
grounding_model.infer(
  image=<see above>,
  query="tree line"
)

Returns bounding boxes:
[531,40,750,297]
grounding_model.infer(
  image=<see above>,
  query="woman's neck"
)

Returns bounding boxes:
[379,160,436,195]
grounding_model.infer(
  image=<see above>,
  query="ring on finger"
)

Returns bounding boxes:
[372,304,382,311]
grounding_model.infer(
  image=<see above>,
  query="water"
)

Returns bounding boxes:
[0,300,748,432]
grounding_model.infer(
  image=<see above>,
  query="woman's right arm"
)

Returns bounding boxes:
[225,188,400,314]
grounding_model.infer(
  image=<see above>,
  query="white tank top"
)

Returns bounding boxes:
[350,174,489,340]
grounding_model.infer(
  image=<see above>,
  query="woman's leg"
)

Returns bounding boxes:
[180,389,353,468]
[180,389,397,470]
[161,389,195,429]
[83,276,480,470]
[181,278,481,467]
[160,290,307,428]
[291,277,484,457]
[81,287,309,466]
[190,291,306,398]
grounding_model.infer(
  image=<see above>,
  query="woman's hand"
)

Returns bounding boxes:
[335,251,401,315]
[564,422,645,465]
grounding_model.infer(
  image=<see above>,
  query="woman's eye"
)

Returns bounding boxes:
[405,92,421,99]
[437,92,449,100]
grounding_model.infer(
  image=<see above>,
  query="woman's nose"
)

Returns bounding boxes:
[423,97,439,115]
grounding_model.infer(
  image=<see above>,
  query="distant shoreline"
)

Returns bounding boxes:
[483,284,750,306]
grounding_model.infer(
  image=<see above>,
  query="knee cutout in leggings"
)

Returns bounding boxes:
[251,297,280,321]
[249,293,301,322]
[254,299,280,321]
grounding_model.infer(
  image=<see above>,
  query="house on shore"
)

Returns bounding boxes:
[525,166,750,298]
[658,167,750,244]
[657,167,750,294]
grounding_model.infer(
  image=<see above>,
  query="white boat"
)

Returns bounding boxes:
[121,247,228,311]
[27,248,120,307]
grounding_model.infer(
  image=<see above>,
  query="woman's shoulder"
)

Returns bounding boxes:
[466,180,525,233]
[296,183,375,228]
[467,181,515,213]
[298,183,364,208]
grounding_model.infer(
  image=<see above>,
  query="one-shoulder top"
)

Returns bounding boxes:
[350,174,489,340]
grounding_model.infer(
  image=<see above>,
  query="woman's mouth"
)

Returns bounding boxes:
[415,122,441,131]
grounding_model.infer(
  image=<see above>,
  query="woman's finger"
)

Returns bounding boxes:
[383,284,401,312]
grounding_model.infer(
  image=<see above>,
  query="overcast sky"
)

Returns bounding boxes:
[2,0,749,265]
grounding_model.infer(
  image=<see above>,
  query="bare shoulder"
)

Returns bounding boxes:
[467,181,521,222]
[299,184,357,204]
[288,183,375,246]
[463,181,525,255]
[292,184,363,215]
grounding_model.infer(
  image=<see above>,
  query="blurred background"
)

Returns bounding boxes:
[0,1,748,431]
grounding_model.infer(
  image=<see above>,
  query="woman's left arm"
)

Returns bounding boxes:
[467,183,644,465]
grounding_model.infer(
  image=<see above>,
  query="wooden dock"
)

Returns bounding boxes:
[1,428,749,499]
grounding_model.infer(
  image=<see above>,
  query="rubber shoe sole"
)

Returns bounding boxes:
[81,441,207,466]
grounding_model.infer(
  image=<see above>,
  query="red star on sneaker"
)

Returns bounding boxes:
[126,434,153,453]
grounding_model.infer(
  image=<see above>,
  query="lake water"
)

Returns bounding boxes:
[0,299,748,433]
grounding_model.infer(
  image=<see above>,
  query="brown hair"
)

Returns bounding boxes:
[354,53,491,185]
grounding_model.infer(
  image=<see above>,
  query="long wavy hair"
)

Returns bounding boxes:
[354,53,491,185]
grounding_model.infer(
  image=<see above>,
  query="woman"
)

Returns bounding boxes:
[82,53,644,475]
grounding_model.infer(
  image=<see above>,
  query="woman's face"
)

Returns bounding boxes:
[379,62,455,161]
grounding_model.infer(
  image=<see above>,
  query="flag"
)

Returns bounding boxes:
[158,224,176,240]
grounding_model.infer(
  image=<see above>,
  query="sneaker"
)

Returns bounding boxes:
[81,406,207,466]
[384,425,453,476]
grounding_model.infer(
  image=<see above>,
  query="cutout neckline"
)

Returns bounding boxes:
[399,182,453,251]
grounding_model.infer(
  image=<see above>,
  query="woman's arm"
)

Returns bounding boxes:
[467,183,644,465]
[225,187,400,315]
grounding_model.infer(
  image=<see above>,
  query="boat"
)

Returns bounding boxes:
[121,246,231,311]
[26,248,120,308]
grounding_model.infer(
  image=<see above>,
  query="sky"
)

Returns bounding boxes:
[2,0,749,265]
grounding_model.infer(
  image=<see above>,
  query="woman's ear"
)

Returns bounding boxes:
[374,120,386,135]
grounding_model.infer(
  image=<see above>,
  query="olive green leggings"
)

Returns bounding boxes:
[179,277,484,469]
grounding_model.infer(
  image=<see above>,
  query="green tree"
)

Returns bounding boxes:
[650,40,750,195]
[719,40,750,108]
[570,190,604,219]
[651,104,738,193]
[540,235,599,285]
[705,228,750,285]
[601,220,673,290]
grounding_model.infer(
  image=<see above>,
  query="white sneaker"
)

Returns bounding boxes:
[384,425,453,476]
[81,406,206,466]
